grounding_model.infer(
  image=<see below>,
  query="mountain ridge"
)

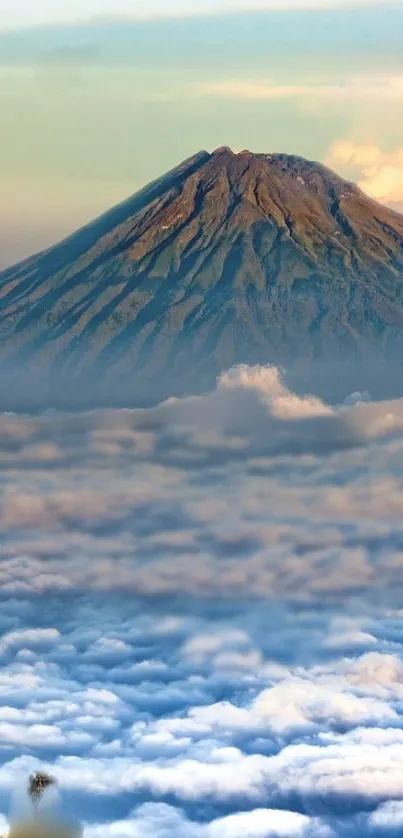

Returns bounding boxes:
[1,146,403,409]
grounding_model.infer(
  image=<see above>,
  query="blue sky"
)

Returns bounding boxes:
[0,1,402,265]
[0,0,399,30]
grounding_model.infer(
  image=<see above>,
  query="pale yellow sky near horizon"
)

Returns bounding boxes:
[0,2,402,266]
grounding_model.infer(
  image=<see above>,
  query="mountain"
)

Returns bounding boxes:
[1,146,403,409]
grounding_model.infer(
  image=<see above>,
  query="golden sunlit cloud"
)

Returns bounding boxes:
[192,75,403,103]
[326,140,403,212]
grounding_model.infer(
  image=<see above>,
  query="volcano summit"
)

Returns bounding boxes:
[1,147,403,408]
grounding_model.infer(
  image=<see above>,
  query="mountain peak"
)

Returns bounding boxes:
[191,146,361,206]
[1,148,403,410]
[211,145,235,156]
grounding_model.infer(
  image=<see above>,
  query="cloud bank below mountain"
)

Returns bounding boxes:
[1,365,403,837]
[1,364,403,604]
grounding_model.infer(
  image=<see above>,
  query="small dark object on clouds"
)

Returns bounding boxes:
[7,773,79,838]
[28,773,56,805]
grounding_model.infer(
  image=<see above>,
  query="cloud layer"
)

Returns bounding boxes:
[1,365,403,604]
[1,365,403,837]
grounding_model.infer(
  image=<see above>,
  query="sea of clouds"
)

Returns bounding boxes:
[1,364,403,838]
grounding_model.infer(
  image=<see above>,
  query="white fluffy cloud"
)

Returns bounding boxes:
[2,364,403,604]
[0,602,403,837]
[252,680,396,731]
[0,628,60,654]
[156,364,403,456]
[1,364,403,838]
[84,803,326,838]
[369,800,403,829]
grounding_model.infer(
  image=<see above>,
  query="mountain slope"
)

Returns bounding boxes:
[1,146,403,408]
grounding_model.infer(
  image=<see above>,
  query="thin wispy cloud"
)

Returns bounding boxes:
[192,75,403,103]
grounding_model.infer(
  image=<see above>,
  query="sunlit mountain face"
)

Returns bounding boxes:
[1,147,403,411]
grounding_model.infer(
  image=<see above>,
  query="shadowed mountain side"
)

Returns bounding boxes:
[1,147,403,409]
